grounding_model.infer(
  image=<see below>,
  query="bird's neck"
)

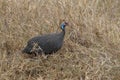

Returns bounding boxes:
[59,29,65,40]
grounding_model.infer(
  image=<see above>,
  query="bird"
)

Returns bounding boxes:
[22,21,68,55]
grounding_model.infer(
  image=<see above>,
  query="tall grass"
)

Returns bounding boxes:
[0,0,120,80]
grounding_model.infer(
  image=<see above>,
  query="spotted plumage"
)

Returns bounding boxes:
[22,21,68,55]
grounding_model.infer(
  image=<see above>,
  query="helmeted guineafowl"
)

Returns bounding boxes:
[22,21,68,55]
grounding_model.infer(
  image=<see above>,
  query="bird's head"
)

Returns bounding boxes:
[60,21,68,31]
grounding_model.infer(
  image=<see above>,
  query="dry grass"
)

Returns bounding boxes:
[0,0,120,80]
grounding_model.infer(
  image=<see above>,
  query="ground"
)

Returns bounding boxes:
[0,0,120,80]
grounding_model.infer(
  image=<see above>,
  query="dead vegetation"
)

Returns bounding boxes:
[0,0,120,80]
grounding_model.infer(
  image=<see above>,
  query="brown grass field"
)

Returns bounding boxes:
[0,0,120,80]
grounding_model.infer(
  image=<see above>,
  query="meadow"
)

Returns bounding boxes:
[0,0,120,80]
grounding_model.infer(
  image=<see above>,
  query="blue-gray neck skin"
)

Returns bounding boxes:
[61,23,66,32]
[60,23,66,39]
